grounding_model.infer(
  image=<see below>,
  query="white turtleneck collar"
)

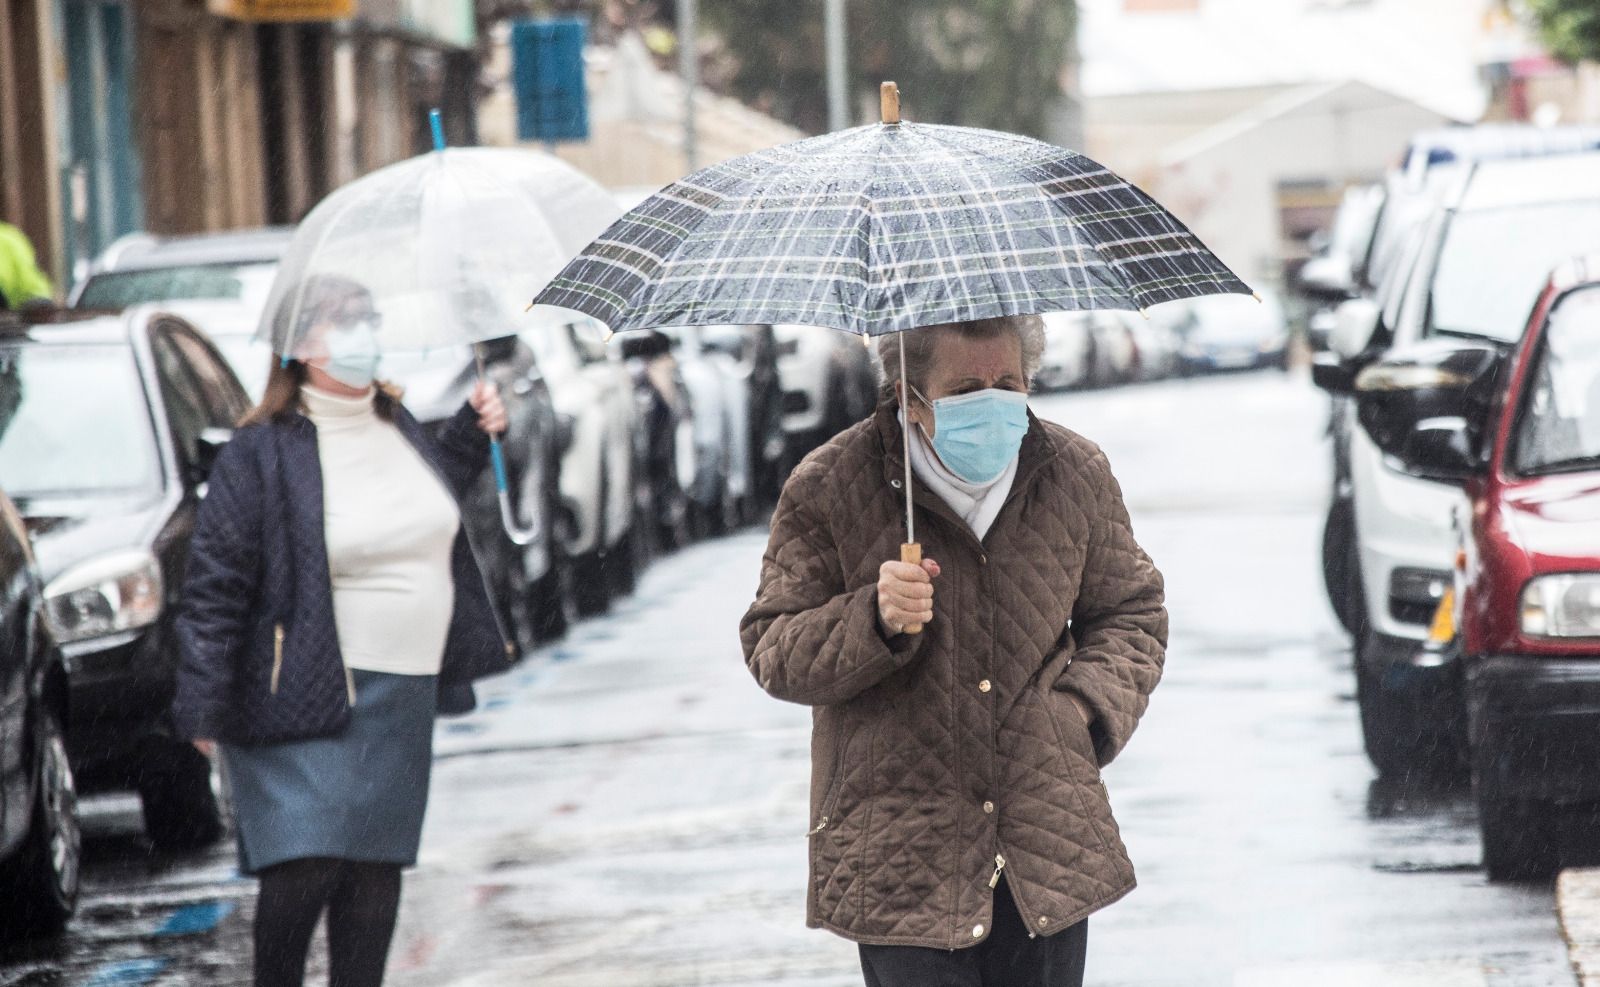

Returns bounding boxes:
[300,385,378,429]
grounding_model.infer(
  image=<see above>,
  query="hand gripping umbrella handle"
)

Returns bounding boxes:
[901,542,924,635]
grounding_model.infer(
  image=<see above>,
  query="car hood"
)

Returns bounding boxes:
[20,499,165,585]
[1502,472,1600,568]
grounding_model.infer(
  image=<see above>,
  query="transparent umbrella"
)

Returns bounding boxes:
[258,114,623,542]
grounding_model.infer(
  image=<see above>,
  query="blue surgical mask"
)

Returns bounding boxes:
[910,385,1029,484]
[321,322,380,390]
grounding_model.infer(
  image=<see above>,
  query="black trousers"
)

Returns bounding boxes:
[859,881,1088,987]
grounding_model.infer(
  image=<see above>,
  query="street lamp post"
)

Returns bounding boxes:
[825,0,848,131]
[679,0,698,172]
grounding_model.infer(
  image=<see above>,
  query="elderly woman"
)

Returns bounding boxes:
[740,315,1166,987]
[173,276,514,987]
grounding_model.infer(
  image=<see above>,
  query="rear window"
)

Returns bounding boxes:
[76,262,278,312]
[1430,201,1600,342]
[0,342,162,501]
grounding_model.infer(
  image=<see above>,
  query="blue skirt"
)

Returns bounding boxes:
[222,669,437,876]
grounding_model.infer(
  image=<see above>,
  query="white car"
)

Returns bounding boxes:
[661,325,754,534]
[1319,150,1600,775]
[772,324,878,462]
[521,310,638,616]
[1036,312,1091,391]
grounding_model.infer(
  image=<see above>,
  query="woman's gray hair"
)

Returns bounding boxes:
[877,314,1046,401]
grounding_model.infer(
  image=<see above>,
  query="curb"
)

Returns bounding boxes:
[1557,868,1600,986]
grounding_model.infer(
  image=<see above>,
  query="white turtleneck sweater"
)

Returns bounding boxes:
[301,386,461,677]
[903,414,1019,541]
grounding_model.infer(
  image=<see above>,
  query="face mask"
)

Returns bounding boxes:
[910,385,1029,484]
[320,321,380,389]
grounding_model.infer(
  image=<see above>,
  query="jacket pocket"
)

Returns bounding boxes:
[1040,687,1116,851]
[808,717,849,838]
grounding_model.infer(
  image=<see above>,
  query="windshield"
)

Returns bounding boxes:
[1431,202,1600,342]
[76,261,279,311]
[0,342,162,501]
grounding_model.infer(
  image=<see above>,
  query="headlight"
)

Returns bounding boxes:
[1521,574,1600,638]
[43,550,164,644]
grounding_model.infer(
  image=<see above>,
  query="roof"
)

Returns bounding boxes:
[91,226,295,274]
[1403,125,1600,187]
[0,309,130,346]
[1460,151,1600,212]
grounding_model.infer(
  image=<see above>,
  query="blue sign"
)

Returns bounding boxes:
[512,18,590,144]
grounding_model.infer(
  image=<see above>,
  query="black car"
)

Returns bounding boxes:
[0,307,249,851]
[0,486,78,938]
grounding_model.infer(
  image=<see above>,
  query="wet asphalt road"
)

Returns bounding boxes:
[0,370,1577,986]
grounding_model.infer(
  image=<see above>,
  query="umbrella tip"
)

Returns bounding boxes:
[1138,308,1150,321]
[861,330,871,348]
[1251,290,1263,303]
[429,108,446,152]
[881,82,901,125]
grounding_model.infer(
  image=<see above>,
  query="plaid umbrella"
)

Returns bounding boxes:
[534,85,1250,631]
[533,90,1250,337]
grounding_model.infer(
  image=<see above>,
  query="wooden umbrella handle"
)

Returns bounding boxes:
[901,542,923,635]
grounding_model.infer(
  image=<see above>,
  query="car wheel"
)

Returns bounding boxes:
[1479,795,1557,882]
[572,464,614,618]
[1321,499,1365,637]
[1355,656,1460,779]
[0,705,80,940]
[137,737,224,853]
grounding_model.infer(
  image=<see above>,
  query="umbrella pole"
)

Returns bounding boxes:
[898,337,923,634]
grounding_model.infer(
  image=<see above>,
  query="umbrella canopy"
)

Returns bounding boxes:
[259,146,622,359]
[532,112,1249,337]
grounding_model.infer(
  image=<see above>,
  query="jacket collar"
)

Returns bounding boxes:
[872,399,1060,548]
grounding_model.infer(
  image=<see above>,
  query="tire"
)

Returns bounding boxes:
[0,706,80,940]
[137,737,224,853]
[1479,795,1557,882]
[572,463,614,618]
[1355,656,1461,779]
[1322,500,1365,637]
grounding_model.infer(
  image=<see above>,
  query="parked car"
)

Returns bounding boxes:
[1350,257,1600,878]
[1312,150,1600,777]
[1036,312,1092,391]
[703,325,786,509]
[0,486,79,939]
[1299,184,1385,350]
[772,324,878,465]
[69,227,292,312]
[70,232,575,647]
[661,326,754,535]
[0,306,248,850]
[1174,292,1288,375]
[521,310,638,616]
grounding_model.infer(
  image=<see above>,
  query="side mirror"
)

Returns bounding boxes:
[1329,297,1380,361]
[1311,352,1355,394]
[1398,416,1478,480]
[1353,338,1503,482]
[193,427,233,484]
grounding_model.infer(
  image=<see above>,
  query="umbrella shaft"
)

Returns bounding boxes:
[899,338,914,544]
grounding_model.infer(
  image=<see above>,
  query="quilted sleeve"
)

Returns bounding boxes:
[740,467,924,707]
[433,400,491,499]
[1054,448,1167,766]
[172,437,264,740]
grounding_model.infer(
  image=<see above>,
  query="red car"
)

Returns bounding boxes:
[1417,255,1600,879]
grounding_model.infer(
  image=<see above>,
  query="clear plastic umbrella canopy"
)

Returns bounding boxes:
[258,146,622,359]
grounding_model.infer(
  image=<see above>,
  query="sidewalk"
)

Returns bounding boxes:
[1559,870,1600,986]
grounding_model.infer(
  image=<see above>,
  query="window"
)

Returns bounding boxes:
[1513,287,1600,475]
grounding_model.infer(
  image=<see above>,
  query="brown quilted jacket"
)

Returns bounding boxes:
[740,401,1166,949]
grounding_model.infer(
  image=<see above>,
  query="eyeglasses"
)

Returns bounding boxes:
[336,310,383,332]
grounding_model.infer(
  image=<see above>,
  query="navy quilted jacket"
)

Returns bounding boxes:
[172,400,516,745]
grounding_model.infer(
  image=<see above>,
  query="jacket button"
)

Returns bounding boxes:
[978,679,992,693]
[972,924,985,938]
[983,800,995,814]
[890,479,902,489]
[1037,916,1050,928]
